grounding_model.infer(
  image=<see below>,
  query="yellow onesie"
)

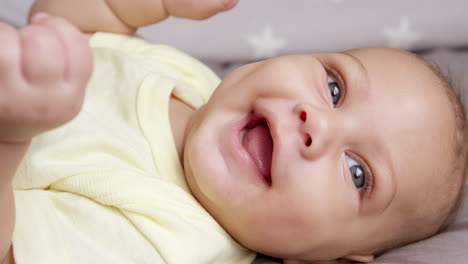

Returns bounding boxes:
[12,32,255,264]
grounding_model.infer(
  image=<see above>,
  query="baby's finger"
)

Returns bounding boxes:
[0,23,21,80]
[31,14,93,88]
[19,23,66,84]
[166,0,239,20]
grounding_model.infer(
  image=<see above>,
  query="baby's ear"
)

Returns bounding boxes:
[342,254,374,263]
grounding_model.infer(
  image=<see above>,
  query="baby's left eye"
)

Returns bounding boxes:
[345,155,365,190]
[327,75,341,107]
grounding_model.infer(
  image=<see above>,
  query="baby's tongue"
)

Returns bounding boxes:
[243,124,273,177]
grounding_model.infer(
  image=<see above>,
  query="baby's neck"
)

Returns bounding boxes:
[169,97,195,164]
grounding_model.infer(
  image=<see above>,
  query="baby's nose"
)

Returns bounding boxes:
[295,103,336,160]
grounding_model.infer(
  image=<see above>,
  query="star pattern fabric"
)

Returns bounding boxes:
[383,16,423,50]
[246,25,287,60]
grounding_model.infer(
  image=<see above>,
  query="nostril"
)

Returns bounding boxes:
[305,134,312,147]
[300,111,307,122]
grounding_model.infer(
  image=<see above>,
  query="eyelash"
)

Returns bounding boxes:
[325,66,374,199]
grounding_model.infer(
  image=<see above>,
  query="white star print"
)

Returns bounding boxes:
[246,25,287,59]
[383,16,422,49]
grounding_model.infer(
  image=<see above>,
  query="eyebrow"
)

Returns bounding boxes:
[340,51,397,215]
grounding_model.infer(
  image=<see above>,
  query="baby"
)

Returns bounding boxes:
[1,0,467,263]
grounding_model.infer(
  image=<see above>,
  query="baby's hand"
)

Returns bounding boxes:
[0,13,92,143]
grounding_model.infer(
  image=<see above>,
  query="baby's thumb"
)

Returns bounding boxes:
[221,0,239,11]
[166,0,239,20]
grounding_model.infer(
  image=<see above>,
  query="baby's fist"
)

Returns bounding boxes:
[0,14,92,142]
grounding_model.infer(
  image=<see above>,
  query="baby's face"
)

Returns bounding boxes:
[183,48,455,261]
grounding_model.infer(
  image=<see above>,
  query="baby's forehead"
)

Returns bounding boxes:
[345,47,438,76]
[345,48,447,102]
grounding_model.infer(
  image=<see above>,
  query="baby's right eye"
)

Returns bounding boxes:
[327,74,342,107]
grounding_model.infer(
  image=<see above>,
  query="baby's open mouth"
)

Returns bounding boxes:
[242,114,273,185]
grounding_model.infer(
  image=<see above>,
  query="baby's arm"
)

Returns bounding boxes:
[0,14,92,264]
[30,0,239,34]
